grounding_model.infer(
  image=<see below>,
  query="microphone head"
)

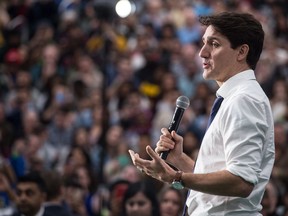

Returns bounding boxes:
[176,96,190,109]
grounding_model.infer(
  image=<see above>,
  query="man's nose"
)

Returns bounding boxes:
[17,191,28,200]
[199,45,209,58]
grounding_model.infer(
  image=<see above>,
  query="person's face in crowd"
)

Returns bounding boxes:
[160,189,182,216]
[199,25,244,84]
[75,166,91,191]
[15,182,46,216]
[125,191,153,216]
[64,185,85,210]
[110,183,129,214]
[42,44,59,64]
[70,148,88,167]
[106,125,123,147]
[121,165,141,183]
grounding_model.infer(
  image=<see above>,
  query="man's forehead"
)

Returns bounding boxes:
[202,25,230,44]
[203,26,222,39]
[17,182,40,190]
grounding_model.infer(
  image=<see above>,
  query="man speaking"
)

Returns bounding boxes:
[129,12,275,215]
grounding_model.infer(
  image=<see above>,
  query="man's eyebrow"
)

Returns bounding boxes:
[202,36,221,42]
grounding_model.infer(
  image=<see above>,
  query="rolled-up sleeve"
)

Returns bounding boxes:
[221,94,268,185]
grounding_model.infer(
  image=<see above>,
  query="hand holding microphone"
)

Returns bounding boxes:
[160,95,190,160]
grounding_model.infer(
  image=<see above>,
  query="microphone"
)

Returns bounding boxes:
[160,95,190,160]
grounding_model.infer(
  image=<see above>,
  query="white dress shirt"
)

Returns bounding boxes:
[186,70,275,215]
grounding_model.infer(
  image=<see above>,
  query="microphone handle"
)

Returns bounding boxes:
[160,107,185,160]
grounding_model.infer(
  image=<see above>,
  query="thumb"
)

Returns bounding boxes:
[171,131,183,144]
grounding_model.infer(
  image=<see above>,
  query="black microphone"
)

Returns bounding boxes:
[160,95,190,160]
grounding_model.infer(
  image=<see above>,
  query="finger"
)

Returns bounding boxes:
[171,131,183,143]
[128,150,137,165]
[146,146,174,181]
[156,134,176,151]
[160,134,176,146]
[137,166,144,173]
[160,133,174,142]
[155,141,172,155]
[155,144,165,155]
[129,150,143,164]
[161,128,172,138]
[129,149,150,168]
[128,149,135,159]
[146,145,161,162]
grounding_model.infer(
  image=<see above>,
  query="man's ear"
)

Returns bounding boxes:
[237,44,249,61]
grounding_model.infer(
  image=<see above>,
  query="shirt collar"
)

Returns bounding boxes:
[35,206,45,216]
[22,206,45,216]
[217,69,256,98]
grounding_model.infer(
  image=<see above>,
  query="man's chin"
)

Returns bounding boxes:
[202,70,213,80]
[18,205,31,214]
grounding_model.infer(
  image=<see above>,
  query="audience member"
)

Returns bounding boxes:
[176,8,202,45]
[106,179,130,216]
[70,165,99,216]
[41,170,72,216]
[261,180,282,216]
[0,160,16,215]
[121,180,160,216]
[62,178,87,216]
[11,172,47,216]
[159,186,184,216]
[0,102,13,157]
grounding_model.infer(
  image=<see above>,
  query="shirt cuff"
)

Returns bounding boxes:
[226,164,258,185]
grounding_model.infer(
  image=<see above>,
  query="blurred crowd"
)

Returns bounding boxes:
[0,0,287,215]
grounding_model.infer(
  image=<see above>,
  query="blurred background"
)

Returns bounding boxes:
[0,0,287,215]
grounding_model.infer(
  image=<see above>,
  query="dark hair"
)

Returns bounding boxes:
[122,181,160,216]
[109,179,130,192]
[66,145,92,168]
[17,172,46,192]
[41,170,63,201]
[199,12,264,70]
[159,186,184,204]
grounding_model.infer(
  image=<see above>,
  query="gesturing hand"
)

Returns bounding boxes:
[129,145,176,183]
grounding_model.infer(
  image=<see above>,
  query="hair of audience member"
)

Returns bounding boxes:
[17,171,46,193]
[41,170,63,201]
[121,180,160,216]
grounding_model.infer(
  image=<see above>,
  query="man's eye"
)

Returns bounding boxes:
[212,42,219,47]
[26,190,34,196]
